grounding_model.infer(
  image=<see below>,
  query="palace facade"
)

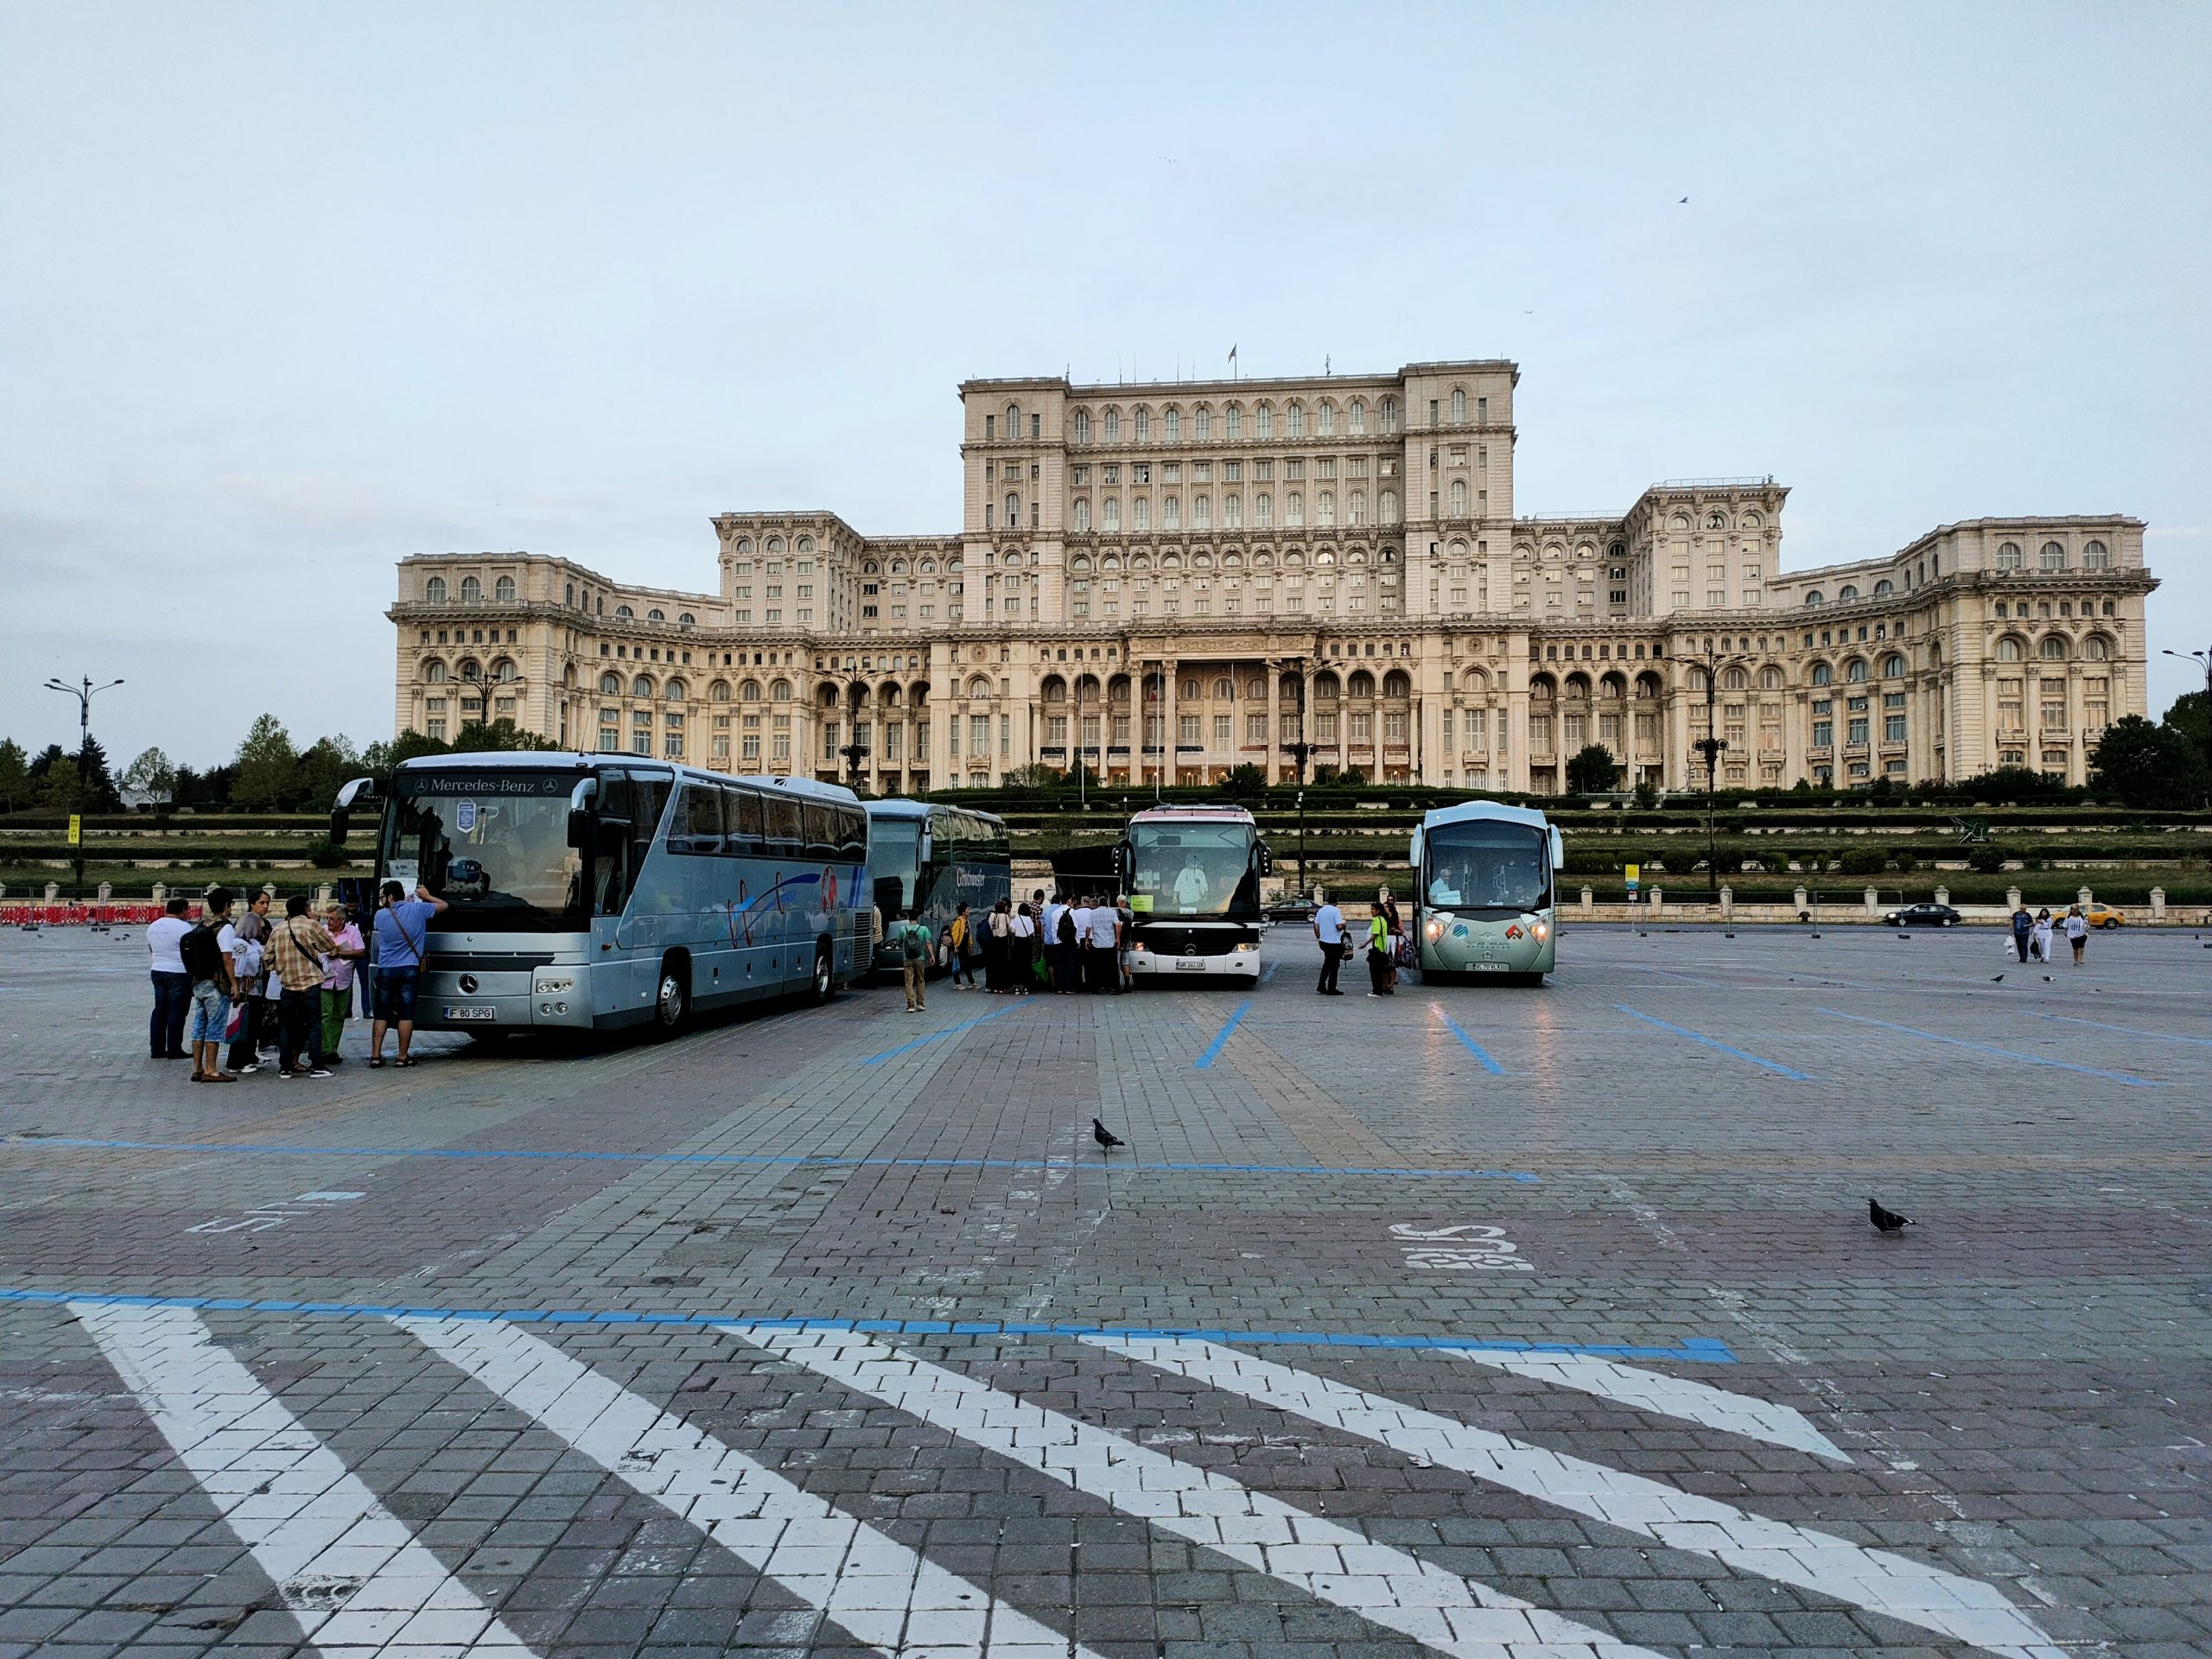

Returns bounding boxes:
[390,359,2155,793]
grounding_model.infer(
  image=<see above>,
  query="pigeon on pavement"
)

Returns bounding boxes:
[1093,1118,1125,1152]
[1868,1198,1916,1233]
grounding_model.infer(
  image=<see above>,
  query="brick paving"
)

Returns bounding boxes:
[2,921,2209,1656]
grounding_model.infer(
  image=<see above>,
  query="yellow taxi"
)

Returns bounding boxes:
[2084,902,2126,929]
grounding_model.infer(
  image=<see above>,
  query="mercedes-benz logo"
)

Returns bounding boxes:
[1183,943,1197,956]
[459,973,480,994]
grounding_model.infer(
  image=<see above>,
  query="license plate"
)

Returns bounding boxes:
[1471,962,1508,973]
[442,1004,496,1021]
[1173,960,1206,972]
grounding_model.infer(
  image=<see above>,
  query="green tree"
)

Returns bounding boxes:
[2092,715,2208,810]
[0,739,30,813]
[1565,744,1618,795]
[2166,689,2211,779]
[294,734,362,812]
[121,746,179,824]
[359,729,449,785]
[450,718,556,754]
[232,715,300,811]
[1224,762,1269,798]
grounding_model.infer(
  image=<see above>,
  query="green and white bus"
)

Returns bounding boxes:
[1409,800,1565,985]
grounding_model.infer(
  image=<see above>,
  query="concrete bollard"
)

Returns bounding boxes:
[44,881,60,901]
[1793,885,1808,912]
[1863,886,1878,914]
[96,882,112,902]
[1934,885,1948,907]
[2151,887,2165,920]
[151,883,167,905]
[2006,885,2022,911]
[315,883,332,910]
[1719,886,1733,923]
[1649,887,1662,915]
[1580,885,1594,913]
[2078,886,2093,911]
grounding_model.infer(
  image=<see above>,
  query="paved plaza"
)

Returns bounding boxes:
[2,921,2209,1659]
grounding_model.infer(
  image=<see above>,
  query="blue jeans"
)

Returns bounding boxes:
[150,971,190,1056]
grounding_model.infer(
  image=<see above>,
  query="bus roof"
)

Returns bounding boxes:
[391,753,861,805]
[866,798,1006,827]
[1417,798,1554,833]
[1128,804,1256,825]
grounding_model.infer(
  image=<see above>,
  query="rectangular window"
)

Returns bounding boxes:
[1317,713,1338,743]
[1885,714,1907,742]
[1178,714,1199,745]
[1812,720,1834,747]
[1212,714,1231,746]
[1383,711,1406,741]
[1847,716,1870,746]
[969,714,988,755]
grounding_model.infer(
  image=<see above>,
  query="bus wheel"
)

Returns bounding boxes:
[809,943,835,1005]
[652,957,690,1037]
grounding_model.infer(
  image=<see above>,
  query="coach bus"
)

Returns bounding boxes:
[330,754,869,1036]
[1409,800,1565,984]
[1117,804,1271,982]
[864,799,1012,976]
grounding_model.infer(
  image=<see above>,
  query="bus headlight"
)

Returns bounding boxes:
[1425,919,1444,941]
[1531,920,1549,942]
[1129,941,1146,952]
[535,976,575,994]
[1233,941,1257,952]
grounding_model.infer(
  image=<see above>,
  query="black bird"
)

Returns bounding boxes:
[1867,1198,1916,1233]
[2043,975,2053,982]
[1990,974,2005,982]
[1093,1118,1125,1152]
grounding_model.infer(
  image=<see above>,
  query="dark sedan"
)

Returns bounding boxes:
[1884,901,1961,927]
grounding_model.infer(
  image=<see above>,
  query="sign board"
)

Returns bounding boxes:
[1624,862,1640,899]
[67,815,81,847]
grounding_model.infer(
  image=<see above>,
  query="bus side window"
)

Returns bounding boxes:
[630,775,672,852]
[762,792,803,855]
[593,772,638,915]
[837,805,868,864]
[801,802,836,861]
[722,786,763,855]
[671,784,723,855]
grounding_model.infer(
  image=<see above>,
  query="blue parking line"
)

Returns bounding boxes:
[9,1285,1731,1362]
[861,999,1024,1065]
[1816,1008,2166,1085]
[1194,999,1252,1069]
[1259,961,1279,983]
[2027,1011,2212,1049]
[1431,1004,1505,1075]
[0,1135,1540,1182]
[1614,1004,1812,1080]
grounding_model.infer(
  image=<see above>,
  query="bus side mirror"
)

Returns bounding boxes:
[566,778,600,849]
[1550,827,1566,868]
[1255,841,1274,876]
[330,777,377,849]
[1116,839,1132,885]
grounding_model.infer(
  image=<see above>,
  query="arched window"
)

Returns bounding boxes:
[968,674,993,697]
[2082,539,2110,569]
[1195,406,1212,440]
[1225,405,1243,440]
[1164,407,1179,442]
[1005,402,1020,436]
[1758,665,1784,691]
[1004,492,1020,526]
[1378,490,1398,523]
[678,613,695,629]
[1255,492,1273,527]
[1838,585,1859,601]
[615,604,634,620]
[1872,579,1893,596]
[598,671,620,696]
[1348,670,1375,698]
[1382,669,1411,697]
[493,658,518,683]
[1846,659,1869,683]
[1449,479,1467,515]
[1804,591,1823,606]
[1287,403,1305,437]
[1103,408,1121,442]
[1286,492,1304,526]
[1811,662,1834,686]
[1450,387,1466,423]
[1317,401,1336,436]
[771,678,792,701]
[1722,666,1749,690]
[1997,541,2023,570]
[709,680,731,702]
[1072,498,1091,532]
[424,575,448,603]
[798,536,814,552]
[1349,399,1366,435]
[664,678,687,702]
[1317,491,1335,527]
[459,658,482,682]
[1345,491,1364,526]
[1134,407,1150,441]
[460,575,482,602]
[647,608,664,622]
[1706,511,1728,531]
[2038,635,2069,661]
[1073,409,1091,443]
[1224,493,1243,528]
[1995,637,2024,662]
[1881,652,1906,678]
[425,659,449,683]
[493,575,516,601]
[1103,497,1120,531]
[1380,397,1399,434]
[740,678,761,702]
[1256,404,1272,439]
[2082,635,2112,661]
[2039,540,2067,572]
[631,674,653,697]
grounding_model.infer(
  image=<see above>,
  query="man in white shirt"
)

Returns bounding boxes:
[1312,898,1346,995]
[1085,893,1122,995]
[1040,893,1066,990]
[145,896,194,1059]
[1069,899,1094,991]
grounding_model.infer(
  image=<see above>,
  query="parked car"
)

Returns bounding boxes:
[1265,899,1319,924]
[2085,902,2126,928]
[1883,901,1961,927]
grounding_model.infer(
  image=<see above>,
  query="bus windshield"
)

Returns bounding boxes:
[868,818,923,912]
[1423,820,1552,913]
[1128,823,1259,920]
[383,769,587,931]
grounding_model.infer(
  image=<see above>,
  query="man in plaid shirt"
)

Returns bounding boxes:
[265,893,339,1078]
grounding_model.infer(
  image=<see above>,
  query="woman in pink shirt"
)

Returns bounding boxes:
[318,902,366,1065]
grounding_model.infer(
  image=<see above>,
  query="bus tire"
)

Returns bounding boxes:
[809,941,835,1005]
[652,954,690,1038]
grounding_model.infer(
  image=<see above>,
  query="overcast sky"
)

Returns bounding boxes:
[3,2,2207,770]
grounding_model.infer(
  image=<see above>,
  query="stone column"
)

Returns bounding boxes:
[1162,658,1179,787]
[1266,659,1282,784]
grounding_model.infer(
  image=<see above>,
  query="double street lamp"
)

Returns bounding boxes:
[1692,644,1737,904]
[41,675,124,900]
[1278,657,1316,896]
[837,671,870,792]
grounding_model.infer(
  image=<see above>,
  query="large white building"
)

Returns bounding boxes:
[391,359,2154,793]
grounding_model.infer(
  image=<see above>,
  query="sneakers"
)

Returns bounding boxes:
[307,1068,333,1079]
[237,1063,260,1075]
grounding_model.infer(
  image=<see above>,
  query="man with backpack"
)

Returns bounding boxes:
[180,887,240,1082]
[896,911,933,1013]
[1052,895,1080,994]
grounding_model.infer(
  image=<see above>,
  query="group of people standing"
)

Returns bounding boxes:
[1311,886,1405,996]
[883,890,1135,1011]
[2010,902,2090,966]
[146,878,451,1076]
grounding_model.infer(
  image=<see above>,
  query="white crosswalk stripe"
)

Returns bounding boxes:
[1444,1350,1852,1462]
[72,1303,531,1657]
[729,1324,1672,1659]
[1089,1336,2060,1659]
[398,1315,1099,1659]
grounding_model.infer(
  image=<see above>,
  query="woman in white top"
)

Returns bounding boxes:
[1007,902,1038,995]
[2063,904,2088,966]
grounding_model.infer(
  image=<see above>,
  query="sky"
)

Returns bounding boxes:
[2,1,2207,772]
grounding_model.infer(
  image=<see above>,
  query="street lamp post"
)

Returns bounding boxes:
[838,672,870,793]
[1277,658,1316,897]
[2163,647,2212,801]
[1690,645,1732,905]
[42,675,124,901]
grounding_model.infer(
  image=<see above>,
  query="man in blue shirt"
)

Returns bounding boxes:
[369,880,447,1067]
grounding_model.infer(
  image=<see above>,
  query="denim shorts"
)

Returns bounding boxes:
[187,982,230,1043]
[372,966,421,1023]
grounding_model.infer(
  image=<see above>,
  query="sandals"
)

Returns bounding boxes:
[367,1057,385,1068]
[395,1056,416,1067]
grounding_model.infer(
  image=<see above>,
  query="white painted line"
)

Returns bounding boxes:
[1091,1336,2059,1659]
[731,1325,1669,1659]
[1446,1350,1852,1462]
[401,1315,1098,1659]
[72,1302,531,1655]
